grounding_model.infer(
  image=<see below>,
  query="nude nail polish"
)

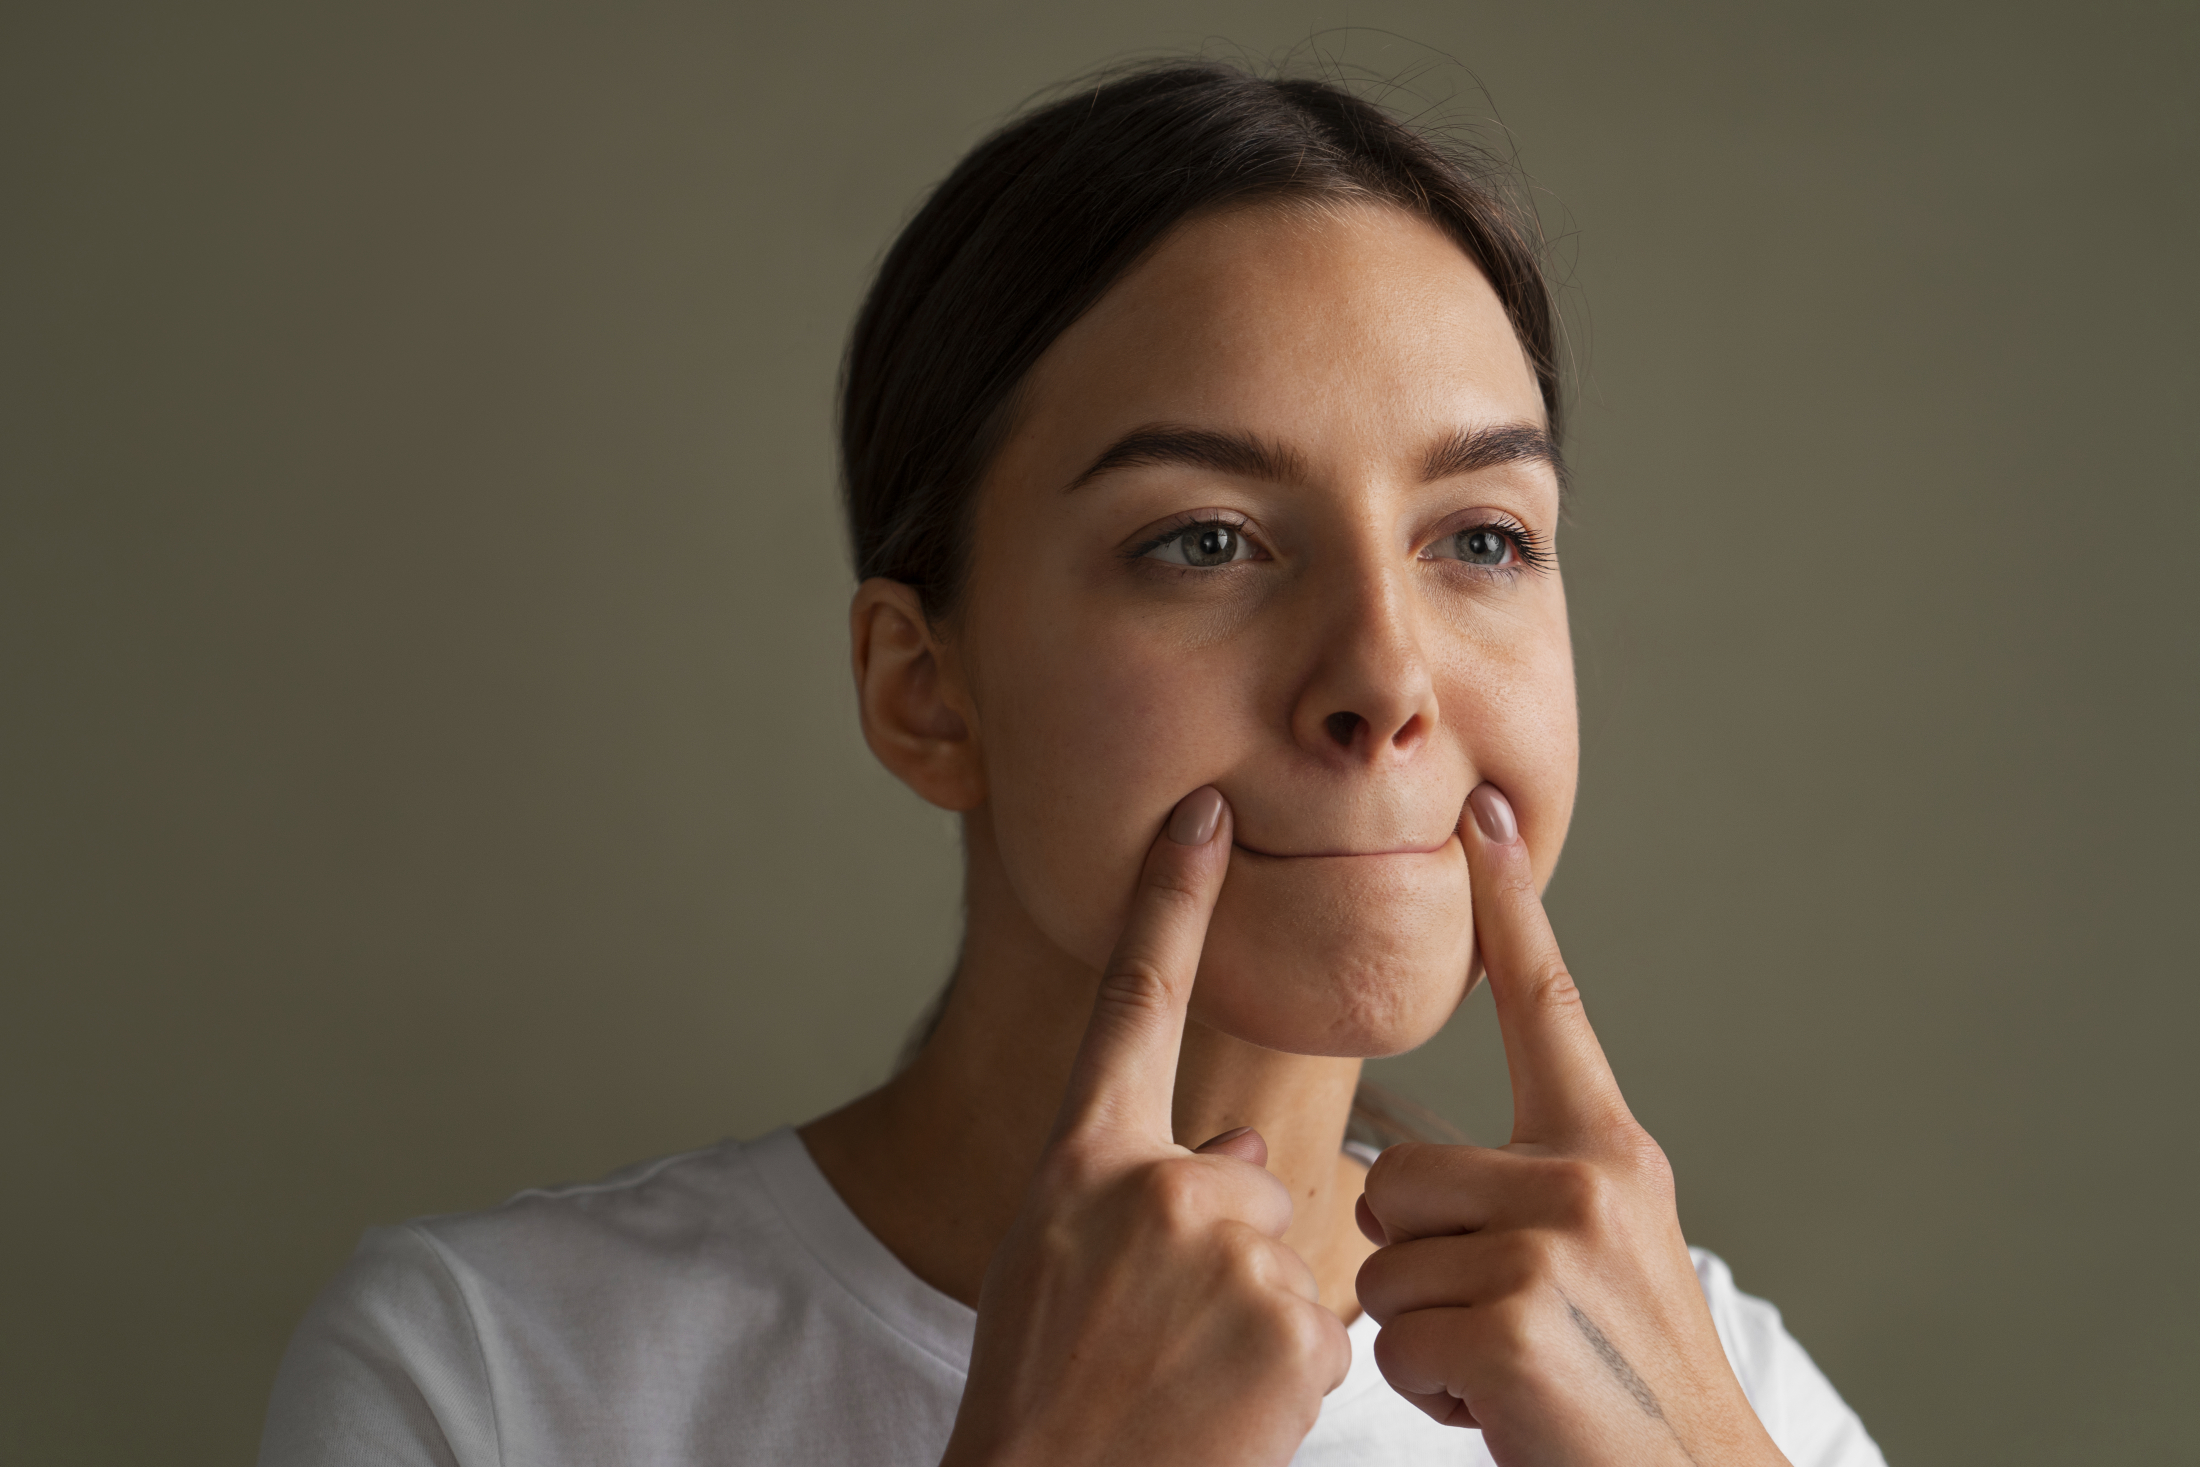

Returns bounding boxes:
[1468,783,1518,846]
[1167,786,1225,845]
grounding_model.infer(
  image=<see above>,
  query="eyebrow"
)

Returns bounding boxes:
[1066,425,1305,491]
[1067,420,1565,492]
[1422,422,1568,491]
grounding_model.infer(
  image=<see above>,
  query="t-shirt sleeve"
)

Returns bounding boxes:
[258,1224,500,1467]
[1691,1249,1886,1467]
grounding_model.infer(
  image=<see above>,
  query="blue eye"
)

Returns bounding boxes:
[1145,521,1252,567]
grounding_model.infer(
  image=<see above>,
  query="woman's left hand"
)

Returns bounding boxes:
[1354,782,1792,1467]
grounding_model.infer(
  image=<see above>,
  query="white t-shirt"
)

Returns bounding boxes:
[259,1128,1884,1467]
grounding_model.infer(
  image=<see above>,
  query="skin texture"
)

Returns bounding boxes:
[802,202,1788,1465]
[954,198,1577,1057]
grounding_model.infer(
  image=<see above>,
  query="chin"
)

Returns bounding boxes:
[1186,842,1476,1058]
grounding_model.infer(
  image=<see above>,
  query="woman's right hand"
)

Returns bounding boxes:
[940,786,1353,1467]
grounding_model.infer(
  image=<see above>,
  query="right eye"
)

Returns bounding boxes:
[1142,521,1255,568]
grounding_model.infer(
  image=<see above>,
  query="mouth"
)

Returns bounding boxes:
[1231,835,1460,860]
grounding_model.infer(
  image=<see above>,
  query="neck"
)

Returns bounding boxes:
[800,809,1373,1316]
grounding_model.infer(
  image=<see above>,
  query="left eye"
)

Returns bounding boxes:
[1145,522,1253,567]
[1430,526,1517,567]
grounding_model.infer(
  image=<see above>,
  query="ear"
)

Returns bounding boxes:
[850,578,985,812]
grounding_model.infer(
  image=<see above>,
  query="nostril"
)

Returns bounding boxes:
[1324,711,1362,749]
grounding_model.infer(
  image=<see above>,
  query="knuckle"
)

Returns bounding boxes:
[1487,853,1540,901]
[1498,860,1544,904]
[1525,961,1585,1019]
[1132,1157,1209,1229]
[1370,1318,1418,1383]
[1374,1308,1466,1392]
[1538,1157,1613,1230]
[1362,1140,1433,1200]
[1136,862,1211,913]
[1216,1224,1272,1283]
[1273,1298,1335,1368]
[1614,1124,1673,1190]
[1482,1292,1543,1364]
[1094,955,1176,1019]
[1487,1230,1555,1294]
[1144,862,1214,906]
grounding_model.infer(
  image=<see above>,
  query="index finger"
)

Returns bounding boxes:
[1054,786,1234,1146]
[1462,782,1633,1146]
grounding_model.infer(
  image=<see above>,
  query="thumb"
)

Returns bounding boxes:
[1193,1125,1269,1167]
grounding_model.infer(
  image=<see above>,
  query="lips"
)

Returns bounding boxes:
[1231,834,1460,860]
[1223,789,1472,862]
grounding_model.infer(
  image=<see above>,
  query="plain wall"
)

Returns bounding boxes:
[3,3,2194,1463]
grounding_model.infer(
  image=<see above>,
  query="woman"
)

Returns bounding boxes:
[262,63,1884,1466]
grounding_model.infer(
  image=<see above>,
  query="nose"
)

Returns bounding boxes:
[1290,563,1439,766]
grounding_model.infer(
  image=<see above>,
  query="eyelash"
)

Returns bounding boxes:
[1125,512,1260,563]
[1434,516,1554,575]
[1125,512,1553,575]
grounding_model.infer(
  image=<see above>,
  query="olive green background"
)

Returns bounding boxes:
[4,3,2194,1463]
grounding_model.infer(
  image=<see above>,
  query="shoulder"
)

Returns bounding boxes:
[259,1218,499,1467]
[1689,1249,1888,1467]
[259,1134,802,1467]
[408,1135,783,1294]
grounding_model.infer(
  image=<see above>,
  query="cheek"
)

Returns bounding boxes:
[1453,617,1579,884]
[974,619,1257,967]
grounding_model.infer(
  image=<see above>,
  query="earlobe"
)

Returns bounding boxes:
[850,578,986,812]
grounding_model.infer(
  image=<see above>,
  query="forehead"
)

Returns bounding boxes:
[1005,199,1545,477]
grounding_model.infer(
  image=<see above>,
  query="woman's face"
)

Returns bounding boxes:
[955,200,1577,1058]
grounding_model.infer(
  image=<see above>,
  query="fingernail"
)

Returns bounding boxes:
[1468,783,1518,846]
[1167,786,1226,846]
[1193,1125,1268,1166]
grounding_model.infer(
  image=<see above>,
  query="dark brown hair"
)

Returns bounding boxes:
[840,60,1561,621]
